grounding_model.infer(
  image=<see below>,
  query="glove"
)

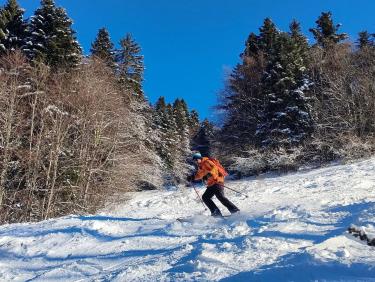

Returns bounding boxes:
[186,174,195,182]
[203,173,212,181]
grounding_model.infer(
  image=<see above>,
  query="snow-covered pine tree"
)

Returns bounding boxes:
[188,109,200,137]
[218,18,277,153]
[172,99,191,157]
[116,33,144,100]
[170,99,192,181]
[165,103,179,169]
[153,97,193,183]
[256,20,313,148]
[153,97,171,166]
[191,119,215,157]
[0,0,28,55]
[26,0,82,69]
[90,27,116,69]
[309,12,347,49]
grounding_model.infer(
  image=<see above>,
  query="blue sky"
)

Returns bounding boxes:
[5,0,375,120]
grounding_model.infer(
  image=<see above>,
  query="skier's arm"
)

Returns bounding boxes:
[194,167,207,181]
[194,160,216,181]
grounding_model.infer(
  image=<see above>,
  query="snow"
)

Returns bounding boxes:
[16,84,32,90]
[44,105,69,116]
[1,158,375,281]
[275,112,287,118]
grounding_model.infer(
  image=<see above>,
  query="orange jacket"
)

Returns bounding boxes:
[194,157,225,187]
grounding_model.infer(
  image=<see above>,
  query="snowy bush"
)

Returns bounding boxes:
[229,150,267,177]
[229,147,302,177]
[338,135,375,161]
[265,147,302,172]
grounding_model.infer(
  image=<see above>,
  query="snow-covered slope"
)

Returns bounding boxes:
[1,158,375,281]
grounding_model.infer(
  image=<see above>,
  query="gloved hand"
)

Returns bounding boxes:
[203,173,212,181]
[186,174,195,182]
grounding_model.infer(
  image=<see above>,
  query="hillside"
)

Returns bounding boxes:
[1,158,375,281]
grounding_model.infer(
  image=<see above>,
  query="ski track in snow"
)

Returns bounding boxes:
[1,159,375,281]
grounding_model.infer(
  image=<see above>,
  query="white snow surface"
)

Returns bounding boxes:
[1,158,375,281]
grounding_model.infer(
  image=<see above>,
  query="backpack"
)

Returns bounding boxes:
[209,158,228,177]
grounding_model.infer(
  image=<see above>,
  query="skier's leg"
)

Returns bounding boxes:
[214,184,240,214]
[202,186,222,216]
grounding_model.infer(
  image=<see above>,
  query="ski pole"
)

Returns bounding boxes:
[223,185,249,198]
[192,184,208,211]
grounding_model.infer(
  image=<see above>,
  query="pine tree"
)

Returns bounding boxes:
[220,18,313,149]
[243,32,260,58]
[27,0,82,69]
[218,18,278,152]
[153,97,193,182]
[116,33,144,99]
[309,12,347,48]
[165,103,179,166]
[0,0,28,55]
[219,61,262,149]
[357,31,374,49]
[256,22,313,148]
[153,97,172,167]
[172,99,191,158]
[289,19,309,56]
[188,109,200,137]
[90,27,115,68]
[173,99,189,132]
[258,18,279,53]
[192,119,215,157]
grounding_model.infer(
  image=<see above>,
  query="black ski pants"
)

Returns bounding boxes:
[202,184,239,216]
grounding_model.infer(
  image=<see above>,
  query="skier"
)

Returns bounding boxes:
[188,153,240,217]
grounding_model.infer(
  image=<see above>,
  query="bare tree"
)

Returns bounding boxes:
[0,53,164,224]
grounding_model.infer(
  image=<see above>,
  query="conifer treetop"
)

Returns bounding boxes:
[91,27,116,68]
[259,18,279,51]
[357,30,375,49]
[309,11,347,48]
[116,33,145,98]
[0,0,28,53]
[27,0,82,68]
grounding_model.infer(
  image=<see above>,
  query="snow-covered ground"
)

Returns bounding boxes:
[1,158,375,281]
